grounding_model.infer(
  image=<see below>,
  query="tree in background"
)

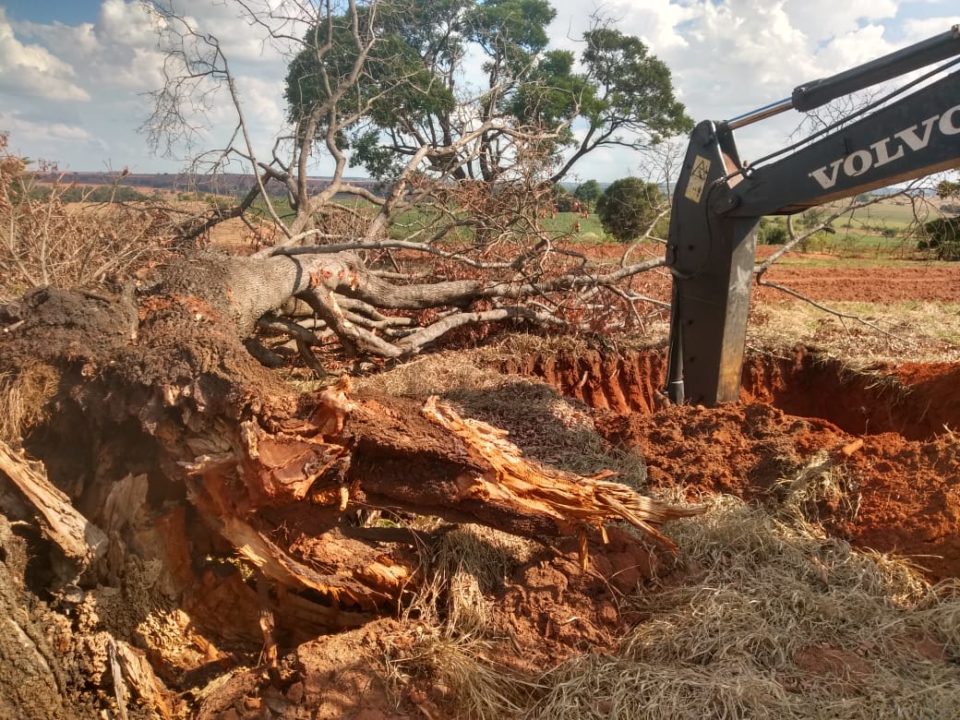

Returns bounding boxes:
[919,176,960,260]
[573,179,601,209]
[140,0,691,360]
[283,1,692,192]
[757,217,788,245]
[596,177,663,242]
[937,177,960,210]
[551,183,577,212]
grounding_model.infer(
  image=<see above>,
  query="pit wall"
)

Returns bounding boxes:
[502,348,960,441]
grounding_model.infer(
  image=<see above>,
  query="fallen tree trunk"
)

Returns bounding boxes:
[0,250,698,710]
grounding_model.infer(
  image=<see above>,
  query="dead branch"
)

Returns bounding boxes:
[756,277,911,343]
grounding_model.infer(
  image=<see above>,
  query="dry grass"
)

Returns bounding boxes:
[0,140,178,299]
[385,494,960,719]
[748,301,960,365]
[0,365,58,444]
[407,523,535,634]
[771,451,862,527]
[386,631,536,719]
[386,524,538,717]
[529,496,960,720]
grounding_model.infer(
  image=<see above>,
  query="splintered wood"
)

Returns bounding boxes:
[181,384,701,612]
[0,439,107,566]
[420,397,703,551]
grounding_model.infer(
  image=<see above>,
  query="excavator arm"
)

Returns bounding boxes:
[666,26,960,406]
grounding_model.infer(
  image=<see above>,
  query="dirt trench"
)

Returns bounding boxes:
[502,347,960,580]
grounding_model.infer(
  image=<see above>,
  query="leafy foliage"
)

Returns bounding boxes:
[573,179,601,208]
[916,176,960,259]
[936,178,959,201]
[596,177,663,242]
[284,0,691,183]
[919,217,960,260]
[551,184,576,212]
[757,217,788,245]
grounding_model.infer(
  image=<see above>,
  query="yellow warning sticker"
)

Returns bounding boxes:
[684,155,711,203]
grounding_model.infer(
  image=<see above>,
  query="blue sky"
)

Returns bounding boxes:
[3,1,102,25]
[0,0,957,180]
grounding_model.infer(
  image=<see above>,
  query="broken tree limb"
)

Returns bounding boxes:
[0,439,107,567]
[0,259,699,623]
[176,383,702,611]
[419,397,703,550]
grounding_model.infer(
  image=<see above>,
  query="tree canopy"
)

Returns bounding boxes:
[284,0,692,184]
[596,177,663,242]
[573,179,601,207]
[937,177,959,202]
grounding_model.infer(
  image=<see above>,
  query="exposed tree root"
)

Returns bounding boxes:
[0,253,700,716]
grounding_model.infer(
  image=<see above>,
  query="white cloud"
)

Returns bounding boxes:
[902,16,960,43]
[0,8,90,102]
[14,2,167,91]
[0,110,100,164]
[0,0,955,179]
[781,0,899,41]
[0,1,294,170]
[546,0,958,178]
[100,0,165,47]
[549,0,694,53]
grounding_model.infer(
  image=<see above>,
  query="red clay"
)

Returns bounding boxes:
[503,349,960,580]
[571,243,960,304]
[756,264,960,303]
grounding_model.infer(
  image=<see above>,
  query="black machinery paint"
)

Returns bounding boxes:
[666,26,960,406]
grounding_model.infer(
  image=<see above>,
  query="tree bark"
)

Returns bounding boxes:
[0,251,699,700]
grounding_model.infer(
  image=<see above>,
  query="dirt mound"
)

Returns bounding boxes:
[502,348,960,580]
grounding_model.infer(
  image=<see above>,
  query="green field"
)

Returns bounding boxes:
[235,192,948,260]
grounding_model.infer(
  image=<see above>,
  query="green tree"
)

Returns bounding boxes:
[552,184,576,212]
[284,1,692,184]
[573,179,601,208]
[919,175,960,260]
[757,217,788,245]
[596,177,663,242]
[937,178,960,200]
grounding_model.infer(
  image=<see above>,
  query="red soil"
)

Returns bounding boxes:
[755,264,960,303]
[503,349,960,580]
[573,243,960,304]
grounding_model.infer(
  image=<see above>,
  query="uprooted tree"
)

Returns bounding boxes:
[141,0,692,361]
[0,231,702,718]
[0,2,702,716]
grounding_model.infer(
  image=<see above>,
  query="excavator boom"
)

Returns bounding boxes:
[666,26,960,406]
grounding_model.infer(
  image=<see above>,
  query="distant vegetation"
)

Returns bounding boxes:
[596,178,664,242]
[26,168,953,263]
[919,176,960,260]
[26,184,149,203]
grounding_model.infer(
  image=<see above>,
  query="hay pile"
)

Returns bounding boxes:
[534,496,960,719]
[370,352,960,720]
[388,496,959,719]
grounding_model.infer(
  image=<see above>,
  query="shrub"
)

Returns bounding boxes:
[757,218,788,245]
[552,184,577,213]
[596,177,663,242]
[918,217,960,260]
